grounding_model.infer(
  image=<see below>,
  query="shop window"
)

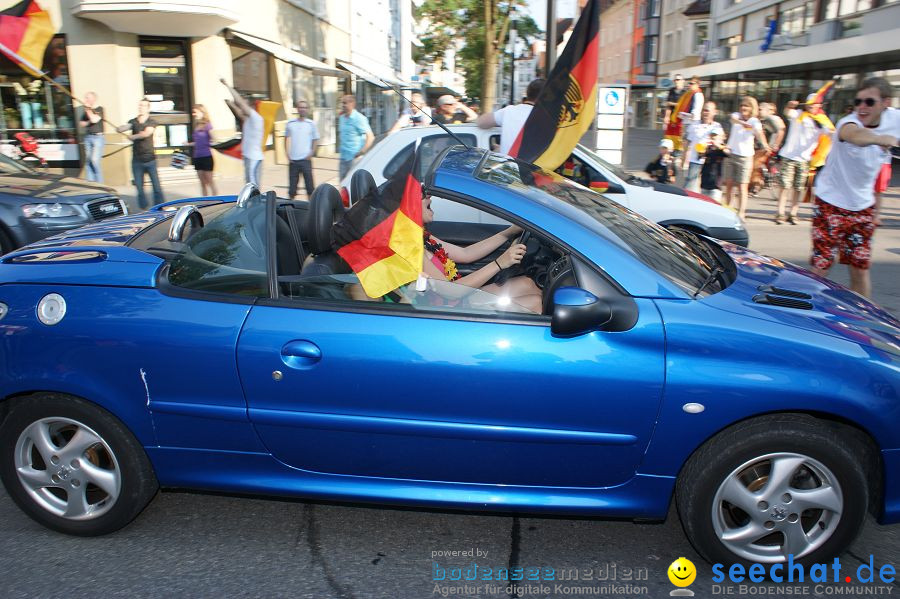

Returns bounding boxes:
[140,39,191,151]
[0,35,78,167]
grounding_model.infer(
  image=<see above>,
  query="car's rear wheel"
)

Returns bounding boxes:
[0,393,158,535]
[677,415,871,565]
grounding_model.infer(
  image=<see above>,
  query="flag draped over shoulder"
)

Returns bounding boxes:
[663,89,696,151]
[508,0,600,171]
[0,0,54,77]
[333,150,424,298]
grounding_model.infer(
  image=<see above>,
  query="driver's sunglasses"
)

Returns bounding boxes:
[854,97,877,107]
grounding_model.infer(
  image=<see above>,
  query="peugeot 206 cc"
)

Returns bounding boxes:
[0,147,898,568]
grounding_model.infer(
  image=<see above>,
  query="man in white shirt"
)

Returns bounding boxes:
[811,77,900,297]
[284,99,319,200]
[221,78,264,186]
[681,101,724,192]
[477,79,545,156]
[775,93,834,224]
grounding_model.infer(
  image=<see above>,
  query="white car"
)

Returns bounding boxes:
[339,124,749,247]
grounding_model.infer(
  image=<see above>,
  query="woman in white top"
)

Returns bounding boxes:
[723,96,770,220]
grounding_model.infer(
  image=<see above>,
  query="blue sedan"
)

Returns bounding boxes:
[0,147,898,568]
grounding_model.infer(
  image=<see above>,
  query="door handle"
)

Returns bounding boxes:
[280,340,322,369]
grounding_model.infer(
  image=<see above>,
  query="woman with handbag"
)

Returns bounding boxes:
[186,104,216,196]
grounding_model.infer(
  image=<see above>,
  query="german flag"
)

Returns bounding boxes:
[0,0,54,77]
[333,149,424,298]
[663,89,697,151]
[508,0,600,171]
[212,100,281,160]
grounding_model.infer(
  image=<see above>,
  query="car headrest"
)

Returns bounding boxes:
[307,184,344,255]
[350,169,377,205]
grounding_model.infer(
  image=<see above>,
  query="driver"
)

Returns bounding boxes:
[420,196,543,313]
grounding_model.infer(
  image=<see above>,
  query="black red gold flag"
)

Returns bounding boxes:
[508,0,600,171]
[0,0,55,77]
[663,89,697,151]
[333,150,424,298]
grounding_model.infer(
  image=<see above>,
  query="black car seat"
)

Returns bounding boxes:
[300,184,350,276]
[350,169,378,205]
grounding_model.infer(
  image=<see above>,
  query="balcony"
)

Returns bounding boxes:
[71,0,240,37]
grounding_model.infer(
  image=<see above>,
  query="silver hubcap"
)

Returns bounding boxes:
[14,417,121,520]
[712,452,843,562]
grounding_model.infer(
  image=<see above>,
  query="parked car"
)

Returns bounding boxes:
[0,154,127,254]
[0,148,897,569]
[339,123,749,246]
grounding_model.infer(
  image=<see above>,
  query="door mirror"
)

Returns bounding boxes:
[602,181,626,194]
[551,287,613,338]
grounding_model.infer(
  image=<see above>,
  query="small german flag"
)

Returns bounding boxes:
[508,0,600,171]
[0,0,54,77]
[333,150,424,298]
[663,89,697,151]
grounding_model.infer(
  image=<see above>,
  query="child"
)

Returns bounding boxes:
[700,132,729,202]
[646,139,675,183]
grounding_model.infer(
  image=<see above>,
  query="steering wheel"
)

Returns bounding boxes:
[495,229,532,286]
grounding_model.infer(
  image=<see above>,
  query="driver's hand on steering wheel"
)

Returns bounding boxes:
[498,243,527,269]
[503,225,523,239]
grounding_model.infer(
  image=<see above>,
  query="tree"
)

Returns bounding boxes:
[415,0,540,110]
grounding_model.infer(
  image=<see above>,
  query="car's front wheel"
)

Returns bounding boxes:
[0,393,158,535]
[677,414,873,565]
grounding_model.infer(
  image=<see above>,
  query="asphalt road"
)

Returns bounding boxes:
[2,132,899,599]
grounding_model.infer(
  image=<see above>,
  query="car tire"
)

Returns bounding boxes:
[0,393,158,535]
[676,414,872,566]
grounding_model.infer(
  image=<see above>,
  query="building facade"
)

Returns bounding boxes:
[681,0,899,118]
[0,0,414,185]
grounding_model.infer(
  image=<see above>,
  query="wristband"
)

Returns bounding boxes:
[494,259,503,270]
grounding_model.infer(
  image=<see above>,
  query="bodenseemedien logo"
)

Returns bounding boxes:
[668,557,697,596]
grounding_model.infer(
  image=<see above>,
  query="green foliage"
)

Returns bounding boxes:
[415,0,541,101]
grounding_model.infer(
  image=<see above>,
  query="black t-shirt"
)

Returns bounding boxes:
[700,148,728,190]
[80,106,104,135]
[433,112,467,125]
[645,156,674,183]
[129,117,157,162]
[666,88,683,108]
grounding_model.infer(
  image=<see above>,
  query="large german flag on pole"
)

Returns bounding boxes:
[334,149,424,298]
[0,0,55,77]
[508,0,600,171]
[663,88,697,151]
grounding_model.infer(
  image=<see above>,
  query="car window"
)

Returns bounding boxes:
[383,134,477,181]
[167,201,268,297]
[476,154,720,295]
[575,145,630,181]
[556,154,610,191]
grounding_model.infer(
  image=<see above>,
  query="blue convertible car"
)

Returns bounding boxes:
[0,147,898,567]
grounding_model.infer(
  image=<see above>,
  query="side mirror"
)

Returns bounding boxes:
[551,287,613,338]
[604,182,626,194]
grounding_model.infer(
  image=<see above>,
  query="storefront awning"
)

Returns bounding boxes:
[230,31,347,78]
[337,61,403,89]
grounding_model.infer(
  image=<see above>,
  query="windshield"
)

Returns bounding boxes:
[476,154,719,295]
[0,154,36,175]
[575,144,631,182]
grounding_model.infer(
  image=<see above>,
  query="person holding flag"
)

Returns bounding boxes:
[477,78,545,155]
[333,148,540,312]
[507,0,600,171]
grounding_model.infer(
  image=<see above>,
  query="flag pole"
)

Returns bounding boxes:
[0,40,119,130]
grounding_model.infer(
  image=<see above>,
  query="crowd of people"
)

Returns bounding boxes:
[653,75,898,297]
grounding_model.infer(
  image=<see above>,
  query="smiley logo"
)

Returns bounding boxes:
[668,557,697,587]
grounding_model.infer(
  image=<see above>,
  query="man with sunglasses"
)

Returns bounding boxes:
[811,77,900,298]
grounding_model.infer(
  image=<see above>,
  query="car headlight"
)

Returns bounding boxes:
[22,203,80,218]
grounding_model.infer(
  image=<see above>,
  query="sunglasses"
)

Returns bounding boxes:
[854,98,877,107]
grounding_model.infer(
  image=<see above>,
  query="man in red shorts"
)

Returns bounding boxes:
[811,77,899,298]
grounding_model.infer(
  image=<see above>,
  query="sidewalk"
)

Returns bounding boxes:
[113,156,343,213]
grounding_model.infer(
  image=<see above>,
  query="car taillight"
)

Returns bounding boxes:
[685,190,720,205]
[340,187,350,207]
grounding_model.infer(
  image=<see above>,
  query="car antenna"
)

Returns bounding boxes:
[373,75,473,150]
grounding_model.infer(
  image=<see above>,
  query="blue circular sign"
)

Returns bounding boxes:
[604,90,621,107]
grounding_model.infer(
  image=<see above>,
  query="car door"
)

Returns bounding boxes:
[237,272,665,490]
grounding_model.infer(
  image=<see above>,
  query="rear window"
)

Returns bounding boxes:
[383,133,477,181]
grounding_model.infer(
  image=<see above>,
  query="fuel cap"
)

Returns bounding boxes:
[37,293,66,325]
